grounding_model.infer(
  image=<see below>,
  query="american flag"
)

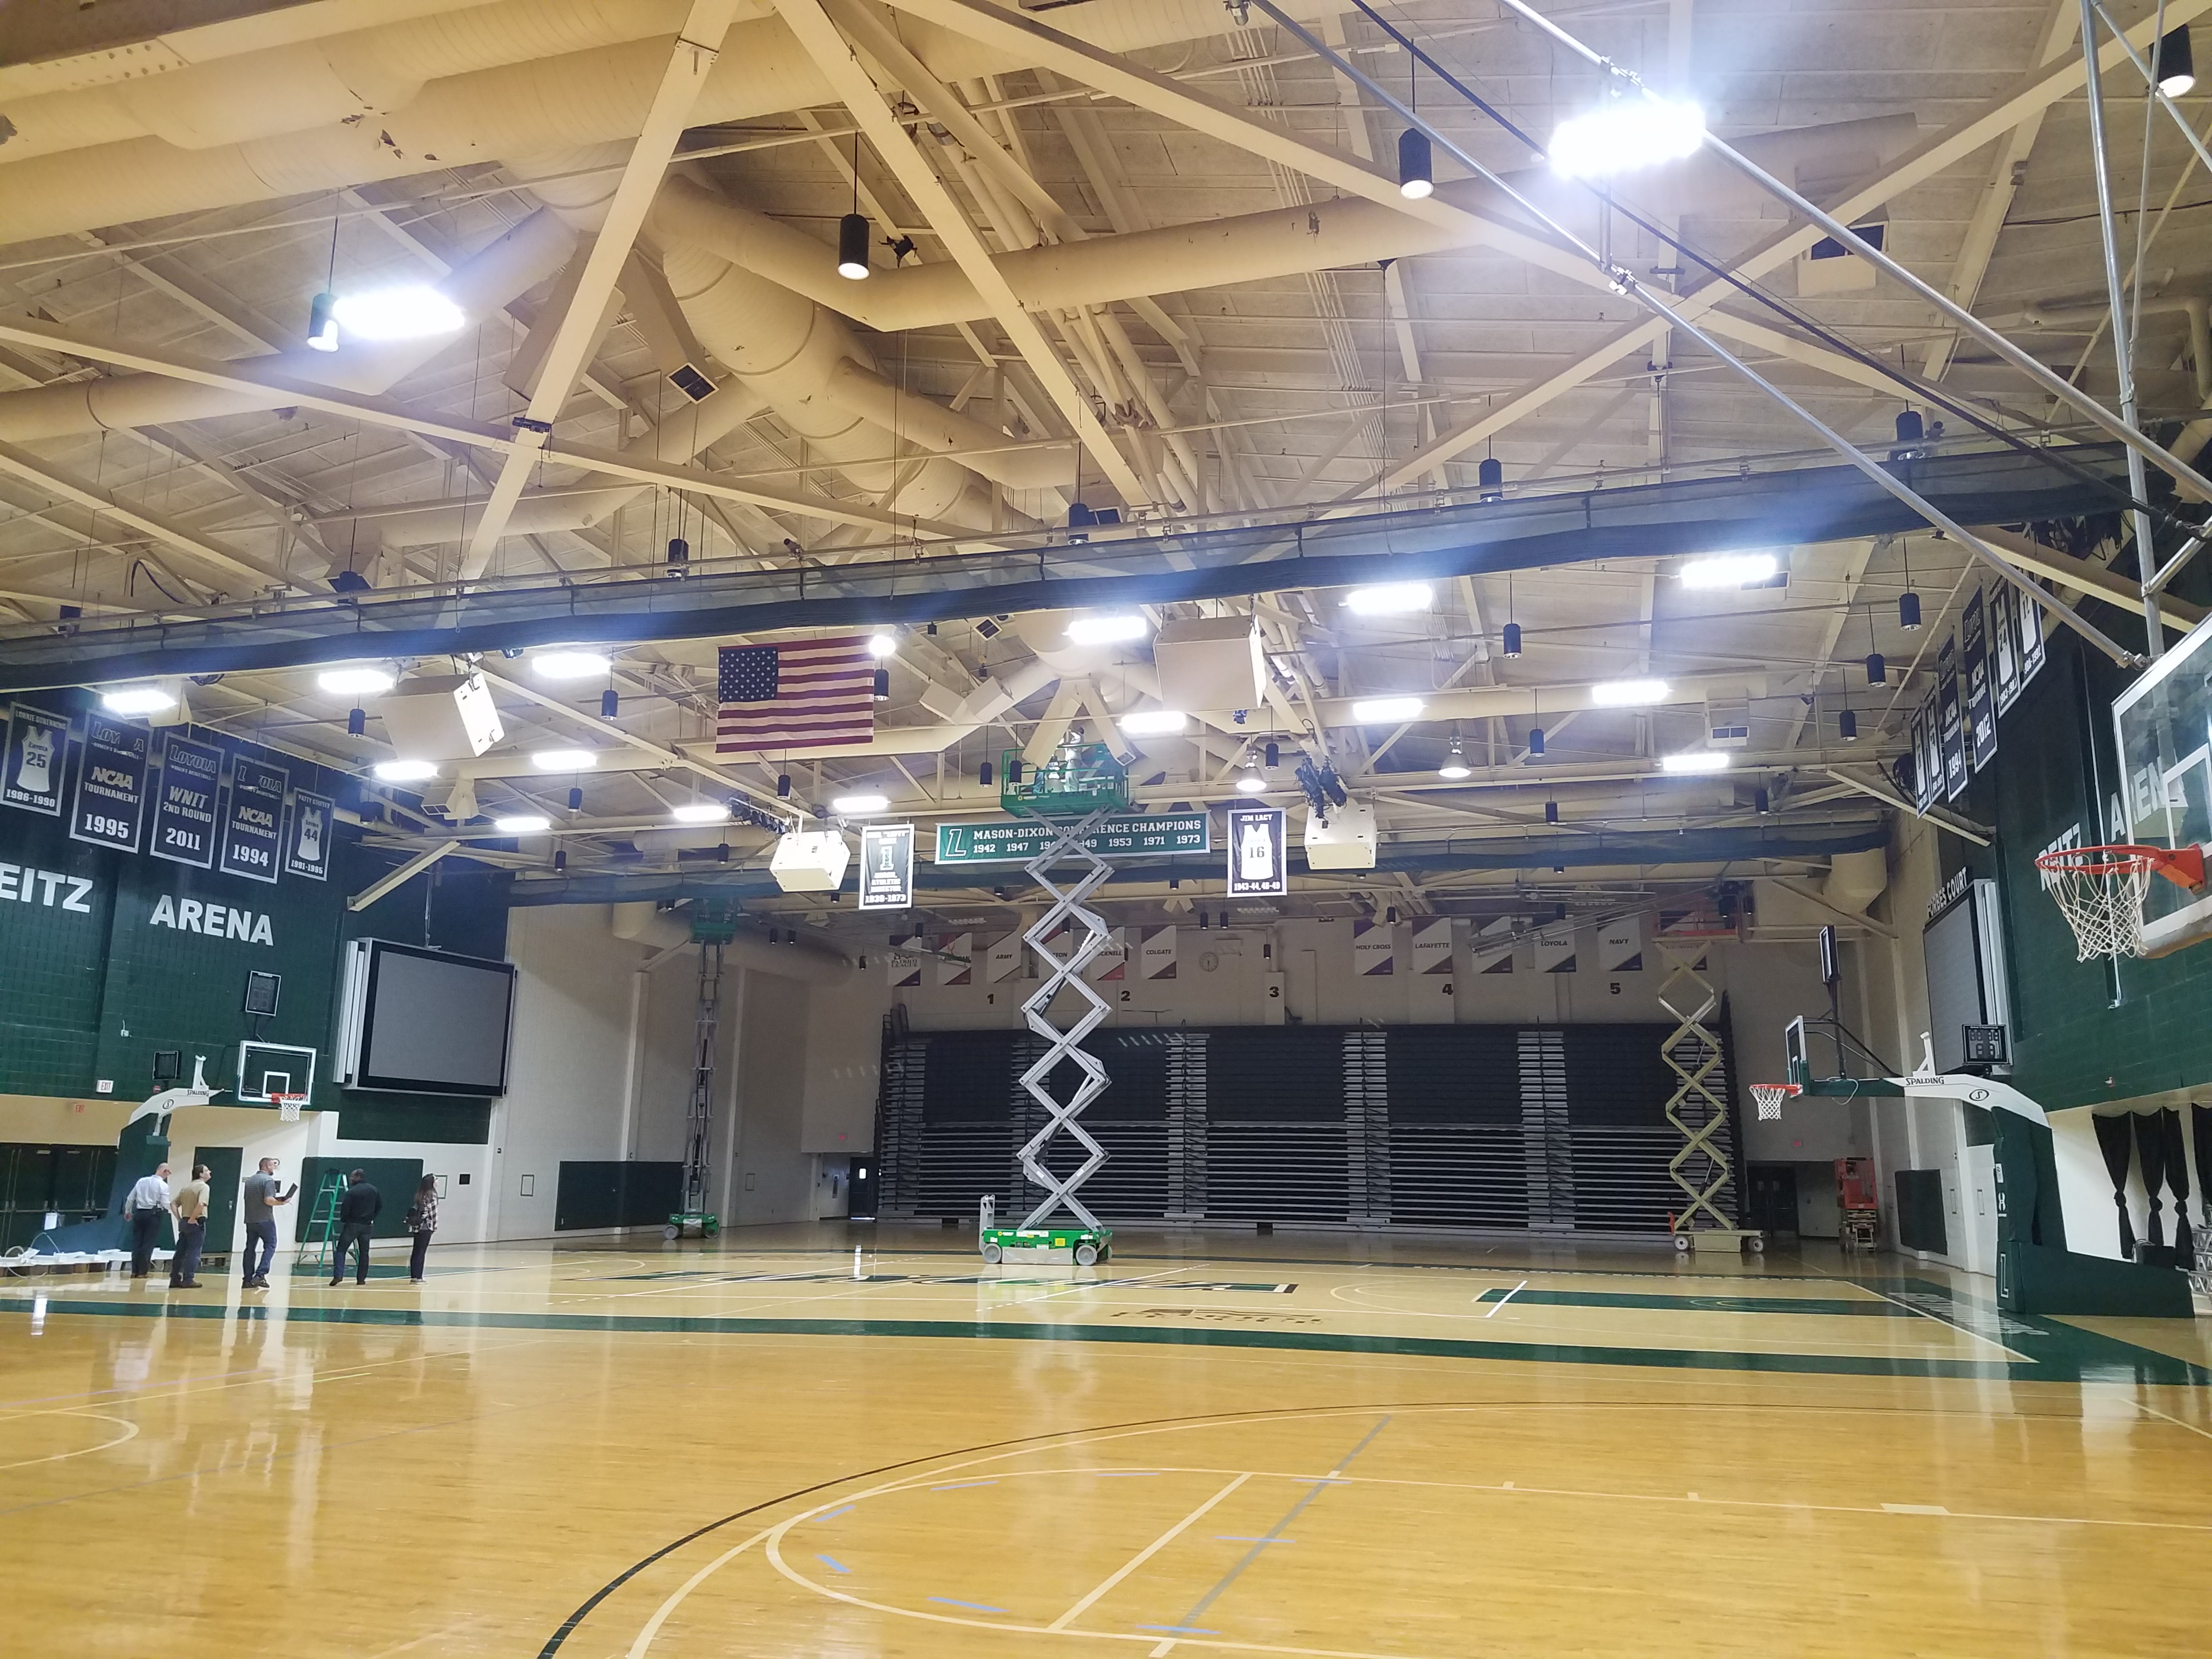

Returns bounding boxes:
[715,637,876,755]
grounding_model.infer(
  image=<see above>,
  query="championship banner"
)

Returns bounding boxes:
[1470,915,1516,974]
[887,945,922,988]
[857,822,915,911]
[1224,804,1287,896]
[1087,927,1128,980]
[985,932,1026,983]
[1,703,68,818]
[69,714,148,853]
[219,755,287,883]
[1962,589,1996,773]
[1410,917,1452,976]
[1137,924,1177,979]
[1914,686,1942,814]
[934,932,972,986]
[1532,922,1576,974]
[1990,582,2022,713]
[2017,575,2046,682]
[285,788,334,882]
[1597,914,1642,973]
[1352,917,1395,975]
[1937,634,1968,801]
[151,732,222,869]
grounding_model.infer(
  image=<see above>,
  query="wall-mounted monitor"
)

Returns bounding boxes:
[337,939,516,1096]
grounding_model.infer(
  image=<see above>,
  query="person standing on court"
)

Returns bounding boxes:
[168,1163,211,1289]
[125,1162,172,1281]
[405,1174,439,1283]
[330,1168,381,1286]
[240,1157,295,1289]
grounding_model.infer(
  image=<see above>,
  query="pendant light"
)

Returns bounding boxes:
[1502,571,1522,657]
[2157,24,2196,97]
[600,687,619,719]
[837,134,871,279]
[1898,538,1922,630]
[307,193,341,351]
[1839,707,1859,742]
[1865,609,1886,685]
[1397,58,1433,199]
[1528,726,1546,757]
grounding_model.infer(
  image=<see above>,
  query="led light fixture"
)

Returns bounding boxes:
[1344,581,1433,615]
[318,666,395,697]
[1120,709,1188,735]
[533,650,611,680]
[1397,128,1435,199]
[872,668,891,701]
[374,759,438,781]
[670,801,731,824]
[1236,770,1268,793]
[1839,708,1859,742]
[530,748,597,771]
[495,814,551,833]
[330,285,466,341]
[1660,751,1731,774]
[306,290,339,352]
[1550,97,1706,180]
[99,685,176,715]
[1438,741,1471,780]
[1678,552,1778,588]
[837,212,871,280]
[866,632,898,658]
[832,793,889,814]
[1350,696,1426,723]
[1866,652,1887,686]
[1527,726,1546,757]
[2158,25,2196,97]
[1898,591,1922,630]
[1478,455,1504,501]
[1590,678,1671,707]
[1066,614,1149,644]
[1502,621,1522,658]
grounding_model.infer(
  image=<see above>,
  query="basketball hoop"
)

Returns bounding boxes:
[2034,844,2206,961]
[271,1093,307,1123]
[1750,1082,1800,1121]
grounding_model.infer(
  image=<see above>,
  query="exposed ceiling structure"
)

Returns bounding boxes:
[0,0,2202,940]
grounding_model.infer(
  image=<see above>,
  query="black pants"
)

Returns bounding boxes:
[332,1222,373,1283]
[409,1231,432,1280]
[169,1218,205,1286]
[129,1209,163,1278]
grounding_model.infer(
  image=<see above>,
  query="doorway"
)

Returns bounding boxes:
[189,1146,243,1255]
[1744,1164,1800,1239]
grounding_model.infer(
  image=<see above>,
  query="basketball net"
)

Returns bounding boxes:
[1750,1082,1799,1121]
[273,1093,306,1122]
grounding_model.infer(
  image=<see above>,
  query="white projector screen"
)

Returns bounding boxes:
[345,940,516,1095]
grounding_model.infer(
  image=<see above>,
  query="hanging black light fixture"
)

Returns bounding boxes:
[838,133,871,279]
[600,687,619,719]
[979,758,994,787]
[1839,708,1859,742]
[1263,740,1280,768]
[553,849,567,873]
[568,786,584,811]
[1502,621,1523,658]
[872,667,891,700]
[347,706,365,737]
[1528,726,1546,757]
[1397,128,1434,199]
[666,535,689,566]
[1478,454,1504,502]
[1544,799,1560,824]
[1006,757,1023,784]
[1754,787,1771,815]
[1899,538,1921,629]
[307,289,339,353]
[1865,610,1886,685]
[2158,24,2197,97]
[776,773,792,798]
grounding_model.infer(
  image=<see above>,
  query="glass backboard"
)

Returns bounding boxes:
[2113,612,2212,949]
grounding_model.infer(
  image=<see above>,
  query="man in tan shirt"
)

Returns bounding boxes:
[169,1163,211,1289]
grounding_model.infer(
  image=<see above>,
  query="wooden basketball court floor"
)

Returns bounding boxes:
[4,1227,2209,1658]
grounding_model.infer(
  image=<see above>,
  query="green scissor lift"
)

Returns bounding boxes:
[667,899,737,1242]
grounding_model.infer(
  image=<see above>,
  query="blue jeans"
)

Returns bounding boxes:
[169,1218,204,1286]
[242,1219,278,1282]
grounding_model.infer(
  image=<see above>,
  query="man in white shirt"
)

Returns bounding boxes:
[126,1163,172,1280]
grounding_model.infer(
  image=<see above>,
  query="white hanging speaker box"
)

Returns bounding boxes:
[771,830,852,893]
[1303,798,1378,871]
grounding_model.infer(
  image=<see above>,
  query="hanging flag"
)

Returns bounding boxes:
[1352,917,1395,975]
[934,933,972,986]
[887,945,922,988]
[1088,927,1128,980]
[1532,922,1576,974]
[715,636,876,755]
[1410,917,1453,976]
[1470,915,1516,974]
[1598,914,1642,973]
[985,932,1025,982]
[1137,924,1177,979]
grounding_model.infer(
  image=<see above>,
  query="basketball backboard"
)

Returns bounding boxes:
[236,1040,316,1105]
[2112,612,2212,953]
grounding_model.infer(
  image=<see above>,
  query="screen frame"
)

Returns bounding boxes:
[349,938,517,1096]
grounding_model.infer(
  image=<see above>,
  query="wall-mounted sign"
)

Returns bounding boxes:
[1,704,68,818]
[857,821,915,910]
[285,788,335,882]
[152,733,222,869]
[220,755,287,884]
[1410,917,1453,977]
[1352,917,1395,975]
[934,812,1209,865]
[1224,804,1286,896]
[1962,588,1997,774]
[69,715,148,853]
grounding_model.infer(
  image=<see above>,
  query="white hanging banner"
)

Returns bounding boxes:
[1087,926,1128,980]
[887,946,922,988]
[1470,916,1516,974]
[934,932,973,986]
[1352,917,1396,976]
[1410,917,1453,976]
[985,932,1025,982]
[1597,914,1642,973]
[1532,922,1577,974]
[1137,924,1177,979]
[1225,804,1288,896]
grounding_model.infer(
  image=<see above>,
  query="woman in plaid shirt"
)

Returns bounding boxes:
[407,1175,439,1283]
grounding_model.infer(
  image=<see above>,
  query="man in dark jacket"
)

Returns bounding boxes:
[330,1169,381,1286]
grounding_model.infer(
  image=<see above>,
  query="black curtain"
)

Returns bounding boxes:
[2194,1103,2212,1233]
[2094,1113,2137,1257]
[2134,1113,2169,1250]
[2162,1109,2194,1260]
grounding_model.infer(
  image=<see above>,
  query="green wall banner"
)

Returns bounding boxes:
[70,714,149,854]
[219,754,286,884]
[3,703,67,817]
[935,812,1210,865]
[152,732,222,869]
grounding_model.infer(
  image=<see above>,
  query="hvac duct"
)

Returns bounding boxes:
[610,899,853,984]
[647,117,1919,332]
[1820,847,1889,915]
[0,208,576,444]
[0,0,1343,244]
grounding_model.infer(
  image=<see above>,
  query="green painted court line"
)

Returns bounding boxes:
[1472,1288,1911,1317]
[4,1294,2203,1387]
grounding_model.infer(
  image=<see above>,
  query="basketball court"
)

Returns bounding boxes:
[6,1230,2209,1658]
[7,0,2212,1653]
